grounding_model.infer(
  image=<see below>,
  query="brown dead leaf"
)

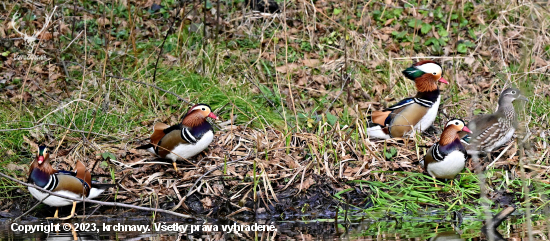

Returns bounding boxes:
[200,197,213,208]
[164,54,178,63]
[534,56,548,68]
[276,63,300,73]
[464,57,475,66]
[311,75,329,85]
[5,163,26,173]
[33,66,46,74]
[379,27,395,35]
[0,26,5,38]
[212,184,224,196]
[302,59,320,68]
[296,75,308,86]
[38,32,52,40]
[59,22,70,34]
[379,34,390,42]
[22,92,32,102]
[49,73,63,81]
[300,177,314,190]
[97,17,110,26]
[456,75,468,87]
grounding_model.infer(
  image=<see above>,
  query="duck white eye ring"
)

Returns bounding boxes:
[455,122,459,126]
[511,91,516,94]
[433,72,436,75]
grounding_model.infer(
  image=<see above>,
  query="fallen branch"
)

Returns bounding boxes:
[0,172,195,219]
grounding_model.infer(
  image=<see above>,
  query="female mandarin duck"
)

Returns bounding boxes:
[367,61,448,139]
[424,119,471,186]
[28,146,112,219]
[137,104,218,170]
[461,88,528,156]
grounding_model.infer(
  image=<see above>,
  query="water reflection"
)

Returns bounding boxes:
[427,231,462,241]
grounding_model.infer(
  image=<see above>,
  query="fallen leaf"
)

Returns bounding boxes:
[464,57,475,66]
[275,63,300,73]
[201,197,213,208]
[534,56,548,68]
[302,59,320,68]
[300,177,314,190]
[97,17,110,26]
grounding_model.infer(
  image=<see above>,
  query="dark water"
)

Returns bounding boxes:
[0,215,548,240]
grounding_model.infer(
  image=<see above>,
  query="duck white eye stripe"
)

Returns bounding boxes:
[192,106,207,111]
[415,63,441,74]
[182,128,197,143]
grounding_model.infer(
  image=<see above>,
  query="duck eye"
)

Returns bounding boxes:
[202,108,206,111]
[455,122,459,125]
[511,91,516,94]
[433,72,436,75]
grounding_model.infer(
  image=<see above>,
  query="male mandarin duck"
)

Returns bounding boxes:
[28,146,112,219]
[423,119,471,186]
[137,104,218,170]
[461,88,528,155]
[367,61,448,139]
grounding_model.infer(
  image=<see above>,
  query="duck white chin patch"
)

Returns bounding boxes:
[415,63,441,75]
[427,151,466,179]
[166,131,214,161]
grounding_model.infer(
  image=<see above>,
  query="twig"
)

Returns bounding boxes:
[61,30,84,53]
[0,172,194,219]
[487,142,514,168]
[324,74,351,116]
[152,2,194,83]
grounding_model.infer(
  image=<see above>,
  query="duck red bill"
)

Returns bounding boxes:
[38,156,44,164]
[462,126,472,133]
[438,77,449,84]
[208,112,219,120]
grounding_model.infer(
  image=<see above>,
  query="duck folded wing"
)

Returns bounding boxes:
[156,125,192,157]
[75,161,92,188]
[388,103,429,137]
[136,122,171,151]
[466,115,500,144]
[151,122,170,146]
[53,174,89,196]
[371,98,416,126]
